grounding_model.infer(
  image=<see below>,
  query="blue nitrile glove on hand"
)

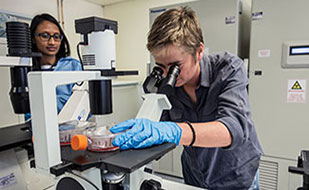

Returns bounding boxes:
[110,118,182,150]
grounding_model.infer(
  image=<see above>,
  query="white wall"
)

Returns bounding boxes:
[0,0,103,127]
[102,0,198,82]
[1,0,58,19]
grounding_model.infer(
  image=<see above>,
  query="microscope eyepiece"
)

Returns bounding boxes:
[157,64,180,95]
[143,64,180,95]
[143,66,164,94]
[151,66,164,78]
[162,64,180,87]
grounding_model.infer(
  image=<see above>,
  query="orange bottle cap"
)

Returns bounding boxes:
[71,135,88,151]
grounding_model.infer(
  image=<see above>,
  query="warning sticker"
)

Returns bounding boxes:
[287,80,306,103]
[291,81,302,89]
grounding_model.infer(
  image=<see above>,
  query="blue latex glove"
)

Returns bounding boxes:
[110,118,182,150]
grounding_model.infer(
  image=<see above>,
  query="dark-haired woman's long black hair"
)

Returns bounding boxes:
[30,13,70,70]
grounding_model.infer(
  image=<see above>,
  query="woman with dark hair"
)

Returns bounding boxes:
[30,13,73,70]
[26,13,81,119]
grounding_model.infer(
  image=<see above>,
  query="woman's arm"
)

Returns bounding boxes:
[178,121,232,147]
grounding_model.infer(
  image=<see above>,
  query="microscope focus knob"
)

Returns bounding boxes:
[140,179,163,190]
[56,177,84,190]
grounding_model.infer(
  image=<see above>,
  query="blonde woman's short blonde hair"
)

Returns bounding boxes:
[147,6,203,57]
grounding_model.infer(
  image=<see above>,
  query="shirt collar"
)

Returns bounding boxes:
[41,64,55,71]
[199,53,211,88]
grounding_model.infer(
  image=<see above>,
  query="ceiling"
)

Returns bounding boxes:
[86,0,131,6]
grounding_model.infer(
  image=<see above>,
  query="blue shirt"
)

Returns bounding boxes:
[161,52,263,190]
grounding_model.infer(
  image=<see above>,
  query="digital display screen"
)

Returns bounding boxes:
[290,46,309,56]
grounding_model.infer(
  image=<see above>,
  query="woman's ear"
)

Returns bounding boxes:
[197,42,204,61]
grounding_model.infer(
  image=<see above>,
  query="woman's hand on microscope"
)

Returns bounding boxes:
[110,118,182,150]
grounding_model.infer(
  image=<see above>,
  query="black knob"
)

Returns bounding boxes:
[140,179,163,190]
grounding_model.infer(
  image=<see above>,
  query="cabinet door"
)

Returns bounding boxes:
[249,0,309,189]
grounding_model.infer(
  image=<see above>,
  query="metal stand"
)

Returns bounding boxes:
[289,150,309,190]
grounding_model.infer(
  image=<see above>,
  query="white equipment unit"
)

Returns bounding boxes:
[75,17,118,71]
[0,149,27,190]
[248,0,309,189]
[149,0,242,178]
[81,30,116,70]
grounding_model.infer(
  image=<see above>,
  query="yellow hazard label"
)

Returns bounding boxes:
[292,81,302,90]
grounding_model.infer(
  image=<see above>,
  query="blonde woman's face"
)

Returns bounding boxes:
[152,44,203,87]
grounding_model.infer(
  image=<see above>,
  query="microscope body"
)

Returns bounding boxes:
[2,22,33,114]
[2,18,197,190]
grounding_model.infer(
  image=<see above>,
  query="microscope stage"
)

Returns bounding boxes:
[59,143,175,174]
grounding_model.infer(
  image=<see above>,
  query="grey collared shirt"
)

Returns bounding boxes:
[161,52,263,190]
